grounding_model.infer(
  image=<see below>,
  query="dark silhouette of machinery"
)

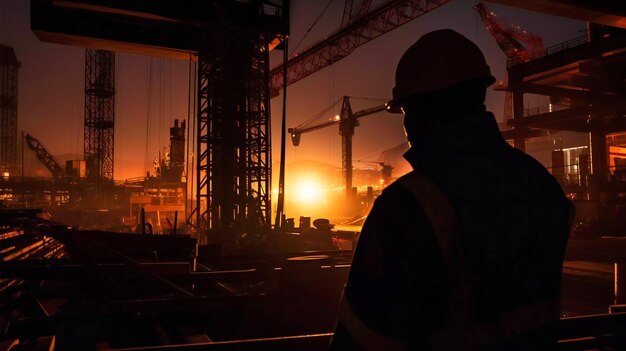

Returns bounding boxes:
[357,160,394,185]
[156,119,186,184]
[24,134,65,179]
[288,96,386,195]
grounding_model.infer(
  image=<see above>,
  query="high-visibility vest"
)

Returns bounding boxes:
[337,170,561,351]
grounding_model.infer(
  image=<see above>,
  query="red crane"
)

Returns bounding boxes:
[269,0,450,94]
[474,2,545,121]
[288,96,386,195]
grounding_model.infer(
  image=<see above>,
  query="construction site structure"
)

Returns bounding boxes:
[504,25,626,201]
[288,96,386,196]
[29,0,457,241]
[125,119,187,234]
[84,48,115,183]
[0,46,20,175]
[31,0,286,239]
[269,0,450,94]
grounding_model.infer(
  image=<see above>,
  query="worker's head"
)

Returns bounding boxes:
[386,29,495,139]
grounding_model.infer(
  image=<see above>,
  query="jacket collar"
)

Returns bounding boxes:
[403,111,506,170]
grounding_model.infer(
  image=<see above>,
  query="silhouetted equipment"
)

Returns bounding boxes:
[289,96,386,195]
[269,0,451,94]
[357,160,394,184]
[0,45,20,174]
[24,134,65,179]
[84,49,115,182]
[159,119,186,183]
[475,2,544,122]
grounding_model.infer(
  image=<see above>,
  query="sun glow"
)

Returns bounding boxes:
[293,179,322,204]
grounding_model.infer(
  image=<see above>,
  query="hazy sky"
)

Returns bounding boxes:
[0,0,585,180]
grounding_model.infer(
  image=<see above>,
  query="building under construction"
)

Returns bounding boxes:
[2,0,626,350]
[0,46,19,176]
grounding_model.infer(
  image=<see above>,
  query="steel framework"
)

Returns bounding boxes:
[197,31,272,241]
[0,46,20,174]
[269,0,450,92]
[84,49,115,182]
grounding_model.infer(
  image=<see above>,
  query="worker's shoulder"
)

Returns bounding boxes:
[503,145,567,199]
[507,146,561,183]
[372,171,422,205]
[378,170,442,206]
[384,170,443,194]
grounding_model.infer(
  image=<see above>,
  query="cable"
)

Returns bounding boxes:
[146,57,152,175]
[290,0,335,56]
[348,96,388,102]
[295,97,344,129]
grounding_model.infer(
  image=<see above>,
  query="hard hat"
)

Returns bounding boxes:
[386,29,495,114]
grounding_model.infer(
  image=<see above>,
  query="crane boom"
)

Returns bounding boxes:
[341,0,374,29]
[474,2,544,63]
[474,2,545,124]
[270,0,450,94]
[289,96,386,195]
[24,134,64,179]
[288,103,386,141]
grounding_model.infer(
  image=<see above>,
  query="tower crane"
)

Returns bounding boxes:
[288,96,386,195]
[474,2,545,122]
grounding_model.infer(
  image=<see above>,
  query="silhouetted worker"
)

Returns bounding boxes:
[331,29,573,350]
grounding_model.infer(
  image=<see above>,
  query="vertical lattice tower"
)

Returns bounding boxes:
[84,49,115,181]
[0,46,20,174]
[197,30,271,242]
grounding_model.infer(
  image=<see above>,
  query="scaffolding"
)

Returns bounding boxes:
[197,30,272,242]
[84,49,115,182]
[0,46,20,174]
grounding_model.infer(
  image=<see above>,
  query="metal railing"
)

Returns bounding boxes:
[508,31,589,68]
[545,33,589,57]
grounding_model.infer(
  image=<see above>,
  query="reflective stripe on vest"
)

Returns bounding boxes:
[398,171,560,350]
[337,295,409,351]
